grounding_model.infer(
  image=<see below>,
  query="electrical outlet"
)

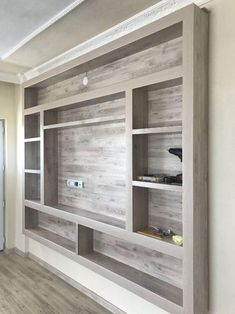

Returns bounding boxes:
[67,179,84,189]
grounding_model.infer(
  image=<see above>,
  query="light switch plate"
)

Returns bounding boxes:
[67,179,84,189]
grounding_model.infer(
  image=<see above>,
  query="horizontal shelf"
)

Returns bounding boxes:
[24,137,41,142]
[43,114,125,130]
[24,169,40,174]
[24,228,76,253]
[132,180,182,192]
[132,125,182,135]
[24,200,183,259]
[24,65,183,115]
[81,252,183,311]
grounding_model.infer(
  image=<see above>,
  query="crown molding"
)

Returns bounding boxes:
[21,0,211,83]
[1,0,86,60]
[0,71,21,84]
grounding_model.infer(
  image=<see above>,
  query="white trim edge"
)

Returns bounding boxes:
[0,71,21,84]
[22,0,211,82]
[1,0,87,60]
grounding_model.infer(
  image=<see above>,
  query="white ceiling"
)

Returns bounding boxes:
[0,0,84,58]
[0,0,160,76]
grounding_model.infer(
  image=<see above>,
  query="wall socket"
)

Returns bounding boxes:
[67,179,84,189]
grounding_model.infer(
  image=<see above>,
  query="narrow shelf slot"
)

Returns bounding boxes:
[83,252,183,306]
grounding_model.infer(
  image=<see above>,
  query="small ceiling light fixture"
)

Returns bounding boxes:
[83,72,89,86]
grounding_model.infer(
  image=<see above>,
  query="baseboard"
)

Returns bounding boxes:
[11,247,125,314]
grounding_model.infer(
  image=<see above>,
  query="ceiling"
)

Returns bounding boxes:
[0,0,159,75]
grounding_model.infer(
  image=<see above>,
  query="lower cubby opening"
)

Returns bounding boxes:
[78,226,183,306]
[25,207,76,252]
[25,173,40,202]
[133,187,182,245]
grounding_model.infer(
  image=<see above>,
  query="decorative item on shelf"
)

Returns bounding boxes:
[137,174,166,183]
[82,72,89,86]
[137,226,174,241]
[168,147,183,184]
[172,235,183,246]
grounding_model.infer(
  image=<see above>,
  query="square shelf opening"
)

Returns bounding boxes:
[133,78,182,130]
[44,92,125,126]
[44,96,127,228]
[25,207,76,252]
[78,226,183,306]
[25,113,40,139]
[133,187,182,241]
[25,173,40,202]
[133,132,182,183]
[25,141,40,170]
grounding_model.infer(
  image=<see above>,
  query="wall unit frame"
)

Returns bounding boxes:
[22,5,208,314]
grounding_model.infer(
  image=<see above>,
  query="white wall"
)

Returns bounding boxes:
[0,82,17,249]
[14,0,235,313]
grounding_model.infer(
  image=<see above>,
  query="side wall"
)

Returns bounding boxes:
[0,82,16,248]
[14,0,235,313]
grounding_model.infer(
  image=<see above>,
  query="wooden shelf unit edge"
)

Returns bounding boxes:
[24,200,183,259]
[23,65,183,115]
[24,169,41,174]
[43,114,125,130]
[23,228,183,314]
[132,125,182,135]
[132,180,183,192]
[24,137,41,142]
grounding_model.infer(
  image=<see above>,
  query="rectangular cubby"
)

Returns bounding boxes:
[44,92,125,126]
[133,132,182,181]
[25,207,76,252]
[24,88,38,109]
[133,187,182,240]
[25,141,40,170]
[78,226,183,307]
[133,78,182,130]
[25,173,40,202]
[24,113,40,139]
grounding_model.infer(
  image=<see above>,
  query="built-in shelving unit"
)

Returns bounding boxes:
[23,5,208,314]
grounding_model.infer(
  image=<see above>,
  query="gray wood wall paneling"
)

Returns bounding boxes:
[37,37,183,105]
[93,231,182,289]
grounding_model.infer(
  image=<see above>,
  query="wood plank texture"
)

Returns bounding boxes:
[25,141,40,170]
[37,37,183,105]
[0,252,111,314]
[25,173,40,201]
[93,231,183,289]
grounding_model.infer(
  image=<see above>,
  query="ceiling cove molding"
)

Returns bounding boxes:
[0,71,21,84]
[23,0,211,82]
[1,0,86,60]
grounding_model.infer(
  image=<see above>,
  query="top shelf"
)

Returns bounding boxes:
[24,65,183,114]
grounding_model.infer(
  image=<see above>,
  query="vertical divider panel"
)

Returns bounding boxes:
[77,225,94,255]
[125,89,133,232]
[40,111,44,204]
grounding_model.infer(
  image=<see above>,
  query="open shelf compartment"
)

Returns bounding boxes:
[44,92,127,229]
[133,187,182,244]
[25,207,76,252]
[25,113,40,139]
[25,141,40,170]
[25,173,40,202]
[44,92,125,127]
[77,225,183,307]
